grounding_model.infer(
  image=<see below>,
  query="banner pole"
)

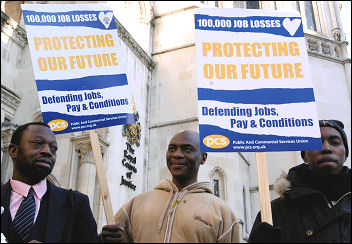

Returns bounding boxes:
[255,152,273,225]
[89,129,115,225]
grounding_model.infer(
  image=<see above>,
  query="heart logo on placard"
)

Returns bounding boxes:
[283,18,301,36]
[98,12,113,29]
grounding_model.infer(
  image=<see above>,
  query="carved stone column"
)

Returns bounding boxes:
[1,85,22,122]
[71,132,110,213]
[76,142,96,209]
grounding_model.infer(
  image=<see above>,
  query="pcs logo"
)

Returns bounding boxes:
[48,119,68,132]
[203,135,230,149]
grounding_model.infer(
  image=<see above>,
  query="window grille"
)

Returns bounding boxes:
[305,1,317,31]
[246,1,260,9]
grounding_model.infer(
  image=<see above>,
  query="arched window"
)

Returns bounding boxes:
[210,167,226,200]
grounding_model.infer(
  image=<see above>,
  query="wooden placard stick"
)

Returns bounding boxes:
[89,129,115,225]
[255,152,273,225]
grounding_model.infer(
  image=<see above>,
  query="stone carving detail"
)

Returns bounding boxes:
[71,133,110,164]
[332,28,341,42]
[334,46,340,58]
[307,38,319,52]
[305,33,343,63]
[115,17,155,71]
[1,11,27,47]
[1,85,22,120]
[321,43,331,56]
[77,143,94,164]
[1,123,18,147]
[122,101,141,147]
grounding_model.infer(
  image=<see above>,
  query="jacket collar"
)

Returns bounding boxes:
[274,164,351,200]
[155,179,213,194]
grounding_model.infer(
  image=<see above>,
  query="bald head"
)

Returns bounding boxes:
[166,130,207,190]
[170,130,200,148]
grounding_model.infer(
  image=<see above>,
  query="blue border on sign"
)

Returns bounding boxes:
[195,14,304,37]
[198,88,315,104]
[22,10,116,30]
[36,74,128,91]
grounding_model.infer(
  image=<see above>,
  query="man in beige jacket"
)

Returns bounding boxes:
[99,130,239,243]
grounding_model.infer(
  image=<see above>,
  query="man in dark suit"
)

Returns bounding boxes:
[1,122,99,243]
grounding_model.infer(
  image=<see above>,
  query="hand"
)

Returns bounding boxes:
[248,222,282,243]
[99,224,126,243]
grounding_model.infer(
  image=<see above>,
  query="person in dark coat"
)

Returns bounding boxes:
[249,119,351,243]
[1,122,99,243]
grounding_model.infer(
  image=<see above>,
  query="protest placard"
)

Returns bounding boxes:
[195,8,322,153]
[21,3,134,224]
[21,4,134,135]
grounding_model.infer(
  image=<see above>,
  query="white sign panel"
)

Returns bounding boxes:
[21,4,134,134]
[195,8,322,152]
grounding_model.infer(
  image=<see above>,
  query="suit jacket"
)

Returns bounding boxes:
[1,180,99,243]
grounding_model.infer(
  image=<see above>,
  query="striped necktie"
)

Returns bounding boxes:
[12,187,36,242]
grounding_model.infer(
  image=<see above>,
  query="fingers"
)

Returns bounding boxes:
[100,224,125,243]
[102,236,124,243]
[102,224,124,232]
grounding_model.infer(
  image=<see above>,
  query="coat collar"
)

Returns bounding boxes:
[274,164,351,200]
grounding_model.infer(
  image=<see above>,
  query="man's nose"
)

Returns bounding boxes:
[321,140,332,153]
[172,148,184,157]
[40,144,53,155]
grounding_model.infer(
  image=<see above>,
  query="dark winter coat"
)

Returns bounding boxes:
[249,164,351,243]
[1,180,99,243]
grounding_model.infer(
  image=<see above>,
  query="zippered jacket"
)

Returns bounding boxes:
[114,179,239,243]
[249,163,351,243]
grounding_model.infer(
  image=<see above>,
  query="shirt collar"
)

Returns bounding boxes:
[10,178,47,200]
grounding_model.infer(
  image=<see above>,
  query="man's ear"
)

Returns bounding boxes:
[8,144,18,160]
[343,153,347,163]
[200,152,207,165]
[302,152,308,163]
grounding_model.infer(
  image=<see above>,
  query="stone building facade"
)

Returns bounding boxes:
[1,1,351,242]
